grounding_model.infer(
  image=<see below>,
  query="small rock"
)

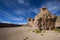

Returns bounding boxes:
[26,37,28,39]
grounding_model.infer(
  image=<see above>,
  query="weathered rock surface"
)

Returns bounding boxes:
[28,7,57,30]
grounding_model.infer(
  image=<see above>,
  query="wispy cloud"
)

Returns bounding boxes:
[15,10,25,15]
[1,21,11,23]
[18,22,27,24]
[15,8,38,15]
[0,0,60,24]
[18,0,30,6]
[31,8,39,14]
[2,0,18,10]
[42,1,60,14]
[18,0,25,4]
[0,10,25,21]
[0,19,2,21]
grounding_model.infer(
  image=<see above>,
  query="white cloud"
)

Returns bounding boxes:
[15,10,24,15]
[3,0,15,9]
[48,6,58,13]
[1,21,11,23]
[0,10,18,18]
[32,9,39,14]
[18,22,27,24]
[10,16,25,21]
[15,8,39,16]
[42,1,60,14]
[18,0,30,6]
[0,10,25,21]
[18,0,25,4]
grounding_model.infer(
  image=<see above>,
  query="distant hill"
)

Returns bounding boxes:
[0,23,23,27]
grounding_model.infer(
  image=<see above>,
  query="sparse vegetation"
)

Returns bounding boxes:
[54,27,60,33]
[40,33,44,36]
[33,29,41,33]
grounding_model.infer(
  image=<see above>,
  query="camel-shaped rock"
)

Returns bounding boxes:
[28,7,57,31]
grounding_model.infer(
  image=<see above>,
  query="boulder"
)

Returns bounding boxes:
[27,18,34,27]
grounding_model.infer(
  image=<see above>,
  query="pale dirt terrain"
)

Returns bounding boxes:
[55,16,60,27]
[0,26,60,40]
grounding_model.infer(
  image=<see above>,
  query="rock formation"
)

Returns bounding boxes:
[27,18,34,27]
[28,7,57,31]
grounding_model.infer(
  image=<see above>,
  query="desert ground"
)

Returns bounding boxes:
[0,17,60,40]
[0,26,60,40]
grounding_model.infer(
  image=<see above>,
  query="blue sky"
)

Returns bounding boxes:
[0,0,60,24]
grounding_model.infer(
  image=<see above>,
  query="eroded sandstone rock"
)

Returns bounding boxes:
[27,18,34,27]
[28,7,57,31]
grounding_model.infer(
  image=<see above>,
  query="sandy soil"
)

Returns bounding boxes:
[0,27,60,40]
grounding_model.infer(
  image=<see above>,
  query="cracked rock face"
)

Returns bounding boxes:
[28,7,57,30]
